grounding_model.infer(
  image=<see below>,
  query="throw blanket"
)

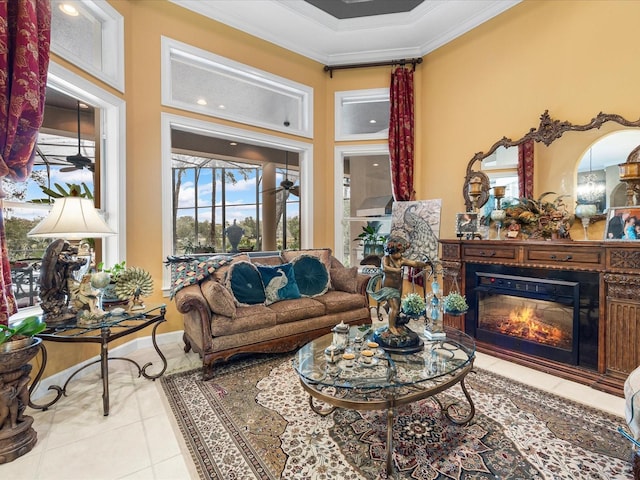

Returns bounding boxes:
[165,254,234,299]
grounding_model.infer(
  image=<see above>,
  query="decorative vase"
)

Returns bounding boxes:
[0,337,42,464]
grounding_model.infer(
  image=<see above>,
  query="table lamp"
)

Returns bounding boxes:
[28,196,115,324]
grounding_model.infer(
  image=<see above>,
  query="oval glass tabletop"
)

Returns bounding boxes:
[293,324,475,390]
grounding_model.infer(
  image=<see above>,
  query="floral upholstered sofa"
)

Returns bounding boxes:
[172,249,371,379]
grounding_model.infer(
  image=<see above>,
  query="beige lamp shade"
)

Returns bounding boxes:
[28,196,115,240]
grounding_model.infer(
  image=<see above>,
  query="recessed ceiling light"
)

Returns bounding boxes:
[59,3,79,16]
[218,104,226,109]
[229,142,237,146]
[372,163,379,167]
[78,102,89,109]
[196,98,207,106]
[369,119,377,124]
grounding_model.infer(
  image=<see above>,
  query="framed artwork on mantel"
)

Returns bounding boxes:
[604,206,640,240]
[455,213,478,238]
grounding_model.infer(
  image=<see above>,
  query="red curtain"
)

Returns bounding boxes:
[518,139,534,199]
[0,0,51,326]
[389,66,415,202]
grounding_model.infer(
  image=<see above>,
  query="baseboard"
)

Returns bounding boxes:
[30,330,184,401]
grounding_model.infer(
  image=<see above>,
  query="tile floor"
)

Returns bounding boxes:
[1,331,628,480]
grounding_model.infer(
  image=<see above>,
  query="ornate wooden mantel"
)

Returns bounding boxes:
[440,239,640,397]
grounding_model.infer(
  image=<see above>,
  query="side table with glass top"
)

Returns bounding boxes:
[29,304,167,416]
[293,324,476,474]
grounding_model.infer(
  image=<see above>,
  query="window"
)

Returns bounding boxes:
[162,37,313,138]
[50,0,124,91]
[335,89,390,141]
[162,114,313,293]
[2,132,96,308]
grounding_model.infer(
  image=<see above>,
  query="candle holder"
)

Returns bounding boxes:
[575,204,597,240]
[468,178,483,212]
[493,186,506,209]
[490,209,506,239]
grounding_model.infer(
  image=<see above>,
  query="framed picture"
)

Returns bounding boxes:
[456,212,478,236]
[604,206,640,240]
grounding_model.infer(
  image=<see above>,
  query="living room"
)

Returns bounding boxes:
[1,0,639,478]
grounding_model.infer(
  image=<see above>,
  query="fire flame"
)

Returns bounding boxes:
[497,305,568,347]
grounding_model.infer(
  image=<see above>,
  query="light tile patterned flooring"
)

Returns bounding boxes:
[1,331,627,479]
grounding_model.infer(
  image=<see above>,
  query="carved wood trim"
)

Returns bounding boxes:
[604,273,640,299]
[608,249,640,270]
[464,110,640,211]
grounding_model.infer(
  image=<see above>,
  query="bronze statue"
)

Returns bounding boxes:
[370,237,427,352]
[39,239,87,323]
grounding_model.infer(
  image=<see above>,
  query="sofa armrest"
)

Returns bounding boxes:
[174,283,214,353]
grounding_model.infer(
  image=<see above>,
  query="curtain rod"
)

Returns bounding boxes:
[324,57,423,78]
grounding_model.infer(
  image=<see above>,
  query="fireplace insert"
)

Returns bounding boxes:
[465,264,599,370]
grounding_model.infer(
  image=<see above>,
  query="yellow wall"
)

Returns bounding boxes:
[39,0,640,376]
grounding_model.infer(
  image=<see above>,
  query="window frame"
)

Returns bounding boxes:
[50,0,125,92]
[161,113,313,294]
[161,37,313,138]
[335,88,390,141]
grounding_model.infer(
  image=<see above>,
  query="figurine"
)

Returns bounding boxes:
[369,237,427,351]
[72,274,105,320]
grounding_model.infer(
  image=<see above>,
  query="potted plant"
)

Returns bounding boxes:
[95,261,127,306]
[443,292,469,316]
[0,315,46,353]
[0,315,46,463]
[401,292,426,317]
[355,222,386,257]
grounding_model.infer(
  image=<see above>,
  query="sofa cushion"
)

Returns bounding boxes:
[201,277,236,317]
[225,261,266,306]
[330,266,359,293]
[250,253,283,266]
[282,248,332,273]
[314,290,367,314]
[292,255,330,297]
[268,297,326,324]
[211,305,276,336]
[256,263,301,305]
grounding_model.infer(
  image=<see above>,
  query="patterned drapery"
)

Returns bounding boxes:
[389,66,415,202]
[518,139,534,199]
[0,0,51,326]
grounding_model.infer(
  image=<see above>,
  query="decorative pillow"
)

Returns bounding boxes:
[201,278,236,317]
[281,248,332,273]
[330,266,359,293]
[256,263,301,305]
[292,255,330,297]
[225,261,266,306]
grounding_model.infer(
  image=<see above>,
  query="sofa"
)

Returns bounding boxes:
[173,249,371,379]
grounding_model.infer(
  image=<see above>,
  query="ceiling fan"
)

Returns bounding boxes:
[60,100,94,172]
[264,151,299,197]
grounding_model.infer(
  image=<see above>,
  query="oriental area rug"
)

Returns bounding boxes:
[160,354,633,480]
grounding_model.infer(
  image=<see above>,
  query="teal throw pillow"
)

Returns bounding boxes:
[292,255,330,297]
[257,263,301,305]
[225,261,266,306]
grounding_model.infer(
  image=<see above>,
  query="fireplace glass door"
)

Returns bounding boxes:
[475,273,580,365]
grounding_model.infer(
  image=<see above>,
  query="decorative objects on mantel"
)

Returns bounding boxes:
[503,192,573,240]
[575,203,598,240]
[463,110,640,212]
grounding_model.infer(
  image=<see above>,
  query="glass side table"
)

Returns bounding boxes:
[29,304,167,416]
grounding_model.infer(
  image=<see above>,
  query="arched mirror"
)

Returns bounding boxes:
[463,111,640,212]
[576,130,640,214]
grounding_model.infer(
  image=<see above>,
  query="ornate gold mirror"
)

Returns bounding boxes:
[463,110,640,212]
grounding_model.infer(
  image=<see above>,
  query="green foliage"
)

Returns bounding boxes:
[443,293,469,313]
[97,260,126,280]
[354,222,386,245]
[401,293,426,315]
[0,316,46,345]
[30,182,93,203]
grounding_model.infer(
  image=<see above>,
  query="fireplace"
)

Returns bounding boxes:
[465,264,599,371]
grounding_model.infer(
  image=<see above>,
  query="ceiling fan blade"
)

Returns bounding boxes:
[60,165,80,172]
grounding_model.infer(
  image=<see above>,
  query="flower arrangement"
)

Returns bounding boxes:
[503,192,573,239]
[401,292,426,316]
[443,292,469,314]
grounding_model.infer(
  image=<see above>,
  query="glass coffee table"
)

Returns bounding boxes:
[293,324,476,474]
